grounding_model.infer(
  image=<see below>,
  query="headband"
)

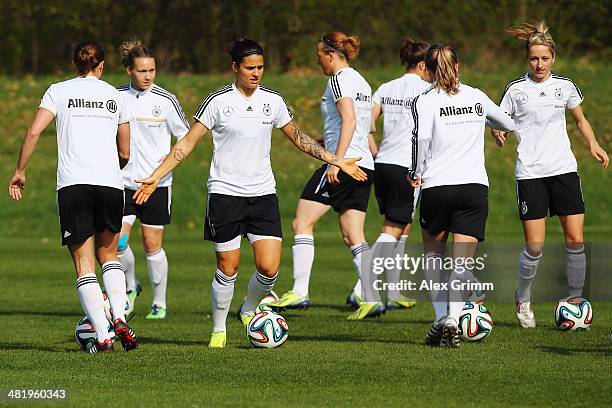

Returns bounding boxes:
[320,37,346,58]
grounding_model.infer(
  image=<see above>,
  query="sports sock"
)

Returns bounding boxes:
[76,274,111,341]
[566,245,586,297]
[423,253,449,321]
[448,266,471,323]
[381,233,403,301]
[118,245,137,292]
[516,248,541,302]
[291,234,315,297]
[101,261,127,323]
[351,242,380,303]
[147,249,168,309]
[242,270,278,314]
[211,269,237,332]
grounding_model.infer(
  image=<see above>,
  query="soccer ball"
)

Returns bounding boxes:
[74,316,115,351]
[458,302,493,341]
[256,290,279,313]
[554,297,592,331]
[247,311,289,348]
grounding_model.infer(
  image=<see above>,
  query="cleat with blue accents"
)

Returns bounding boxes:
[209,331,227,348]
[146,304,167,320]
[268,291,311,310]
[346,290,363,310]
[386,295,417,310]
[346,302,386,320]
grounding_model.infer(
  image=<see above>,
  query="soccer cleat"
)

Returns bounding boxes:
[237,307,255,327]
[440,318,460,348]
[268,291,311,310]
[125,282,142,321]
[515,300,536,328]
[425,318,445,346]
[113,319,139,351]
[88,339,114,353]
[346,290,363,310]
[386,295,417,310]
[346,302,386,320]
[209,331,227,348]
[146,304,167,320]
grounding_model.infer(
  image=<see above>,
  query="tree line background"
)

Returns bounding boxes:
[0,0,609,75]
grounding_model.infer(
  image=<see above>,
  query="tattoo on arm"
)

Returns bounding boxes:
[173,148,186,162]
[290,122,326,161]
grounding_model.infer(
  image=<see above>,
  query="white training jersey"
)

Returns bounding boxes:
[39,76,129,190]
[193,83,293,197]
[500,73,582,180]
[321,67,374,170]
[118,83,190,190]
[372,73,431,167]
[410,83,516,189]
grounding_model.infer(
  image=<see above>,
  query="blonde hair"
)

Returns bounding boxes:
[320,32,360,61]
[424,44,460,95]
[119,38,154,68]
[507,20,556,56]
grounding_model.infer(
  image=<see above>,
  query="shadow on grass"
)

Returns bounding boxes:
[538,345,612,357]
[0,342,76,353]
[138,336,205,347]
[288,334,421,345]
[0,310,82,318]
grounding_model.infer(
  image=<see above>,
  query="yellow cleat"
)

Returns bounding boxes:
[209,331,227,348]
[346,302,386,320]
[386,295,417,310]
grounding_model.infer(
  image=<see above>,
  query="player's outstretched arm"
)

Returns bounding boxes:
[134,121,209,204]
[281,121,367,182]
[8,108,54,201]
[569,106,609,169]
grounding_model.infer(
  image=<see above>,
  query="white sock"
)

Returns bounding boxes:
[516,248,541,302]
[211,269,237,333]
[147,249,168,308]
[351,242,380,303]
[373,233,400,301]
[76,274,111,342]
[448,267,471,323]
[387,234,408,301]
[118,245,137,292]
[242,270,278,314]
[101,261,127,323]
[353,279,362,297]
[423,253,449,321]
[291,234,314,297]
[566,245,586,297]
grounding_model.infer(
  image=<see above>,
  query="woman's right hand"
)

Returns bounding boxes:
[491,129,508,147]
[8,171,26,201]
[133,176,160,205]
[332,157,368,182]
[407,175,421,188]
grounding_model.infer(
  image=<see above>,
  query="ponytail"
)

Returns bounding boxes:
[424,44,460,95]
[507,20,556,56]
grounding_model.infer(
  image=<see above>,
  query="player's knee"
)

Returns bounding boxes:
[292,217,313,234]
[256,263,280,278]
[118,234,129,252]
[143,239,161,254]
[564,234,584,246]
[524,244,543,258]
[217,260,239,277]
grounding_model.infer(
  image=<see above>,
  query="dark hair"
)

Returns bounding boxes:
[399,37,429,68]
[227,35,264,65]
[73,40,105,75]
[424,44,460,95]
[119,38,155,68]
[320,32,360,61]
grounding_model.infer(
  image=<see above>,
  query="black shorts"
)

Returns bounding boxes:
[124,187,171,225]
[204,193,282,243]
[419,184,488,242]
[300,165,331,206]
[328,167,374,213]
[57,184,123,246]
[374,163,416,225]
[516,172,584,220]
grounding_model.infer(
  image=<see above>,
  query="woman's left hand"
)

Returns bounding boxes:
[333,157,368,182]
[590,143,609,169]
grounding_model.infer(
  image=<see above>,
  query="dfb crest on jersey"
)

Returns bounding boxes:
[404,97,413,109]
[474,103,483,116]
[517,92,528,105]
[223,106,234,116]
[520,201,528,215]
[152,106,162,117]
[555,88,563,100]
[263,104,271,116]
[106,99,117,113]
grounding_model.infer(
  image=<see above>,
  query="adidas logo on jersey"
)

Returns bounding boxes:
[539,92,546,97]
[246,106,253,111]
[63,231,71,238]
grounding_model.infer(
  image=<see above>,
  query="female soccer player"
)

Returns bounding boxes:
[368,37,431,311]
[116,39,190,320]
[270,32,380,320]
[410,44,515,347]
[8,40,139,353]
[493,21,609,328]
[133,36,366,348]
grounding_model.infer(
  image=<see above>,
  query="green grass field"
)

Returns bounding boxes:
[1,64,611,407]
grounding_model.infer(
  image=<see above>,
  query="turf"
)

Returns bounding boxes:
[0,64,611,406]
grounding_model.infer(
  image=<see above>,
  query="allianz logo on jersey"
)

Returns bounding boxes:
[380,96,413,108]
[355,93,371,102]
[439,103,483,117]
[68,98,117,113]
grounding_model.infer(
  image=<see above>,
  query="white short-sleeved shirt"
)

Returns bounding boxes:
[410,83,516,189]
[372,73,431,167]
[500,73,583,180]
[193,83,293,197]
[118,83,190,190]
[321,67,374,170]
[39,76,129,190]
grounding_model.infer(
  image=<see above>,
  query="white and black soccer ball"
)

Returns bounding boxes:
[458,301,493,341]
[75,316,115,351]
[256,290,279,314]
[554,296,593,331]
[247,311,288,348]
